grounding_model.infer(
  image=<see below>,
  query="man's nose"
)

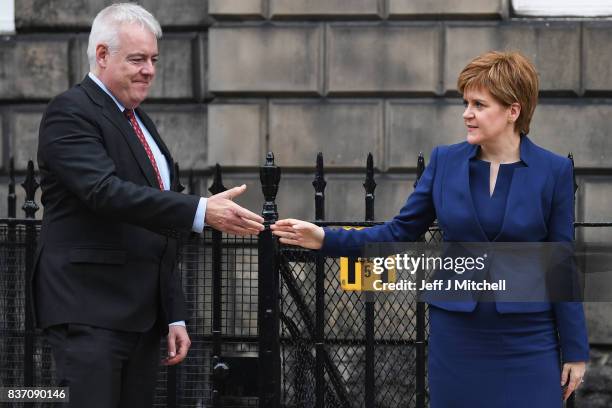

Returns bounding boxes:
[141,60,155,76]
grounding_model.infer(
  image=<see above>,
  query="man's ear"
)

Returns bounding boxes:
[509,102,521,124]
[96,44,109,69]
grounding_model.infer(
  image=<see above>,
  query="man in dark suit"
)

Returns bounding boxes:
[33,3,264,407]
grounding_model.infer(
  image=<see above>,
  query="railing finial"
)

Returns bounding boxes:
[313,152,326,221]
[209,164,227,195]
[174,162,186,193]
[414,152,425,189]
[364,153,376,221]
[8,156,16,218]
[260,152,281,224]
[21,160,39,219]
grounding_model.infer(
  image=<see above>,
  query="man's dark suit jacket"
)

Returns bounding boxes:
[33,76,200,333]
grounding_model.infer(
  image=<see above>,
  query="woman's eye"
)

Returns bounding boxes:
[462,100,468,107]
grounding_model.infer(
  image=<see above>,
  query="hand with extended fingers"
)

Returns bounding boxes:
[270,218,325,250]
[205,184,265,236]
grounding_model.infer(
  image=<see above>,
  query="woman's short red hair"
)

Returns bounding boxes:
[457,50,539,135]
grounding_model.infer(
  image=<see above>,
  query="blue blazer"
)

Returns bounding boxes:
[322,136,589,362]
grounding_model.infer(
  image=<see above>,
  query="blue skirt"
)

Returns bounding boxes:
[428,303,563,408]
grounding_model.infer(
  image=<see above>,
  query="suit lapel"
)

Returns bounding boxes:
[459,156,490,241]
[492,166,529,242]
[80,75,161,189]
[493,136,539,241]
[440,143,489,242]
[136,108,175,183]
[103,103,160,189]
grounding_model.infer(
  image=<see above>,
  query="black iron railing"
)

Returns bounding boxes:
[1,152,607,407]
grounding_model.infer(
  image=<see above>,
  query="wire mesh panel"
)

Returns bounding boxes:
[173,230,259,408]
[0,222,260,408]
[0,220,54,408]
[2,218,604,408]
[277,224,446,408]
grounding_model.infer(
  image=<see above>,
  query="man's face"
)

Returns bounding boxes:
[97,23,158,109]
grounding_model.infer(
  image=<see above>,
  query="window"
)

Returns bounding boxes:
[513,0,612,17]
[0,0,15,33]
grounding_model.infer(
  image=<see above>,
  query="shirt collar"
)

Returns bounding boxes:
[467,134,531,166]
[88,72,126,113]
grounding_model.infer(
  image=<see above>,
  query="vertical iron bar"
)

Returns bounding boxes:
[188,169,196,196]
[6,158,18,387]
[313,153,327,408]
[414,152,425,189]
[174,162,186,193]
[166,163,183,408]
[166,163,187,408]
[567,153,577,408]
[21,160,39,387]
[364,153,376,222]
[210,164,227,408]
[8,156,16,218]
[363,153,376,408]
[415,152,426,408]
[166,367,177,408]
[314,153,326,221]
[258,153,281,408]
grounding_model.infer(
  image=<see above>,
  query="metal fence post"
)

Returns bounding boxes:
[415,152,426,408]
[5,156,18,388]
[166,163,188,408]
[8,157,16,218]
[258,152,281,408]
[21,160,39,387]
[209,164,227,408]
[363,153,376,408]
[567,153,577,408]
[313,153,326,408]
[174,163,186,193]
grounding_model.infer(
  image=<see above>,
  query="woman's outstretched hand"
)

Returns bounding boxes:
[271,219,325,250]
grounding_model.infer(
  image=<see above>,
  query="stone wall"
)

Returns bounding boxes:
[1,1,611,404]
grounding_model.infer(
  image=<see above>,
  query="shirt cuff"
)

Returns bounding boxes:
[191,197,207,233]
[169,321,186,327]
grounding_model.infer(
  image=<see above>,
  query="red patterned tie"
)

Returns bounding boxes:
[124,109,164,190]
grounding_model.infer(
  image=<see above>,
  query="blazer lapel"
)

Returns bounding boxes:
[80,75,160,189]
[136,108,175,185]
[103,103,160,189]
[493,135,543,241]
[460,156,490,241]
[492,166,529,242]
[442,144,489,242]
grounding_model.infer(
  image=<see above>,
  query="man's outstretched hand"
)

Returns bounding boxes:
[205,184,265,235]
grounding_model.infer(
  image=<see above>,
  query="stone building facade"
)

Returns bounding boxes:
[0,0,611,405]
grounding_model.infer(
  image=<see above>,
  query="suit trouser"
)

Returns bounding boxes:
[44,323,160,408]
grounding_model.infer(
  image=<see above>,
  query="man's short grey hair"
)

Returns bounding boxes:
[87,3,162,71]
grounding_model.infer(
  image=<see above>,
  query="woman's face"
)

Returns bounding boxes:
[462,87,517,145]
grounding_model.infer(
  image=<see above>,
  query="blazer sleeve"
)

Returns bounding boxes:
[321,146,439,257]
[548,158,589,362]
[38,95,200,232]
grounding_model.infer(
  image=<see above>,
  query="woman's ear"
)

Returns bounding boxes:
[508,102,521,124]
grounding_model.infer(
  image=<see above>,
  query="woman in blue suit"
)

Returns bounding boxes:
[272,51,588,407]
